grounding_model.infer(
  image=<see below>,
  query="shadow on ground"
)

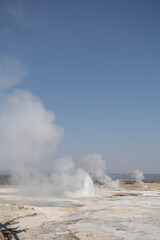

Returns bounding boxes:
[0,221,27,240]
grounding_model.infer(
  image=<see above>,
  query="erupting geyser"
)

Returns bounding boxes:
[0,89,120,197]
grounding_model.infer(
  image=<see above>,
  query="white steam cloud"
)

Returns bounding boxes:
[18,156,95,197]
[0,90,63,171]
[84,154,120,190]
[134,169,147,190]
[0,56,95,197]
[51,156,95,196]
[0,55,121,198]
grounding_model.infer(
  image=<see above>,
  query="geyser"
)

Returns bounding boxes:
[0,58,119,198]
[134,169,147,190]
[0,88,122,198]
[0,90,96,197]
[84,154,120,190]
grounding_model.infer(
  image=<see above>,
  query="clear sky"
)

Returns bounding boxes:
[0,0,160,173]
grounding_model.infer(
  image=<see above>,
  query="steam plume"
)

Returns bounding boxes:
[134,169,147,190]
[0,55,120,197]
[52,156,95,196]
[13,156,95,197]
[0,90,63,171]
[0,90,95,196]
[84,154,120,190]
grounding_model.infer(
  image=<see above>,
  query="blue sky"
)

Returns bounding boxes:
[0,0,160,173]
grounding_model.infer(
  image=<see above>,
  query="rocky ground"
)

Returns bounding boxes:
[0,183,160,240]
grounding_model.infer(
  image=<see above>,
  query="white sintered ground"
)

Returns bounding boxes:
[0,186,160,240]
